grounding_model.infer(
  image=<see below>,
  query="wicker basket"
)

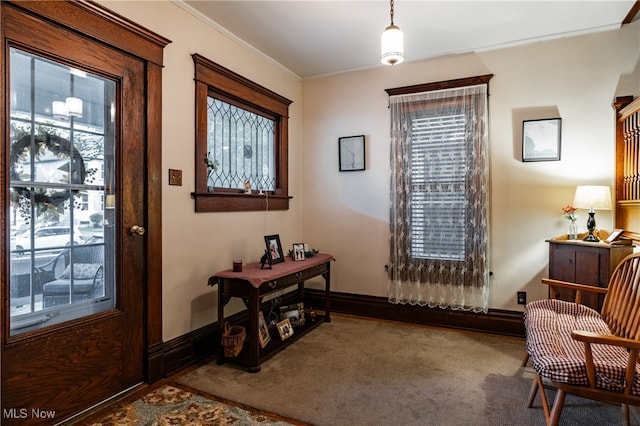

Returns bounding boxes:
[221,322,246,357]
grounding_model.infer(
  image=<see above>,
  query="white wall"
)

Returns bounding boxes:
[96,0,304,341]
[98,0,639,340]
[301,22,640,311]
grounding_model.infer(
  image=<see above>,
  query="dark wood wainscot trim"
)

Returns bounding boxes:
[158,292,298,377]
[306,290,525,338]
[160,290,524,377]
[161,324,218,377]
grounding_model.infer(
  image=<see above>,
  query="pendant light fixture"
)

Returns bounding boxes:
[65,96,83,117]
[381,0,404,65]
[51,97,83,119]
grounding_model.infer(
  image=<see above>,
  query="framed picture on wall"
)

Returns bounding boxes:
[339,135,365,171]
[522,118,562,162]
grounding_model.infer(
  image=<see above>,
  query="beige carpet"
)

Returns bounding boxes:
[179,315,627,425]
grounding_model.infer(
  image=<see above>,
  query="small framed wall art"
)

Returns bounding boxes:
[339,135,365,171]
[522,118,562,162]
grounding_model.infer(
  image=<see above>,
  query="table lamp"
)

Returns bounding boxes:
[572,185,612,242]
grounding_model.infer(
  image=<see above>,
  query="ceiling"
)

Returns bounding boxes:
[177,1,639,79]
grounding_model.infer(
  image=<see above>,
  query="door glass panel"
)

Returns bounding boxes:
[8,48,116,335]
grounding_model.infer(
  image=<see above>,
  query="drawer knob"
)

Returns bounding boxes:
[269,281,277,288]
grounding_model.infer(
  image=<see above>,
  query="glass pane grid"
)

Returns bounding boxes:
[207,97,275,191]
[8,47,115,335]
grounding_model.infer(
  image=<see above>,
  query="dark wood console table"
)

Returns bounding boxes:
[210,253,334,372]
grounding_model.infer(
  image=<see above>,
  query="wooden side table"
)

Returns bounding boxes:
[210,253,334,372]
[547,236,633,310]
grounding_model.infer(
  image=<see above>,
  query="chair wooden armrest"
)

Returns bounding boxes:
[571,330,640,394]
[541,278,608,305]
[571,330,640,350]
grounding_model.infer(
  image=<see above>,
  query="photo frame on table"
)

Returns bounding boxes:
[522,118,562,162]
[277,318,294,341]
[264,234,285,265]
[339,135,365,171]
[258,311,271,348]
[280,302,305,327]
[605,228,624,244]
[292,243,305,261]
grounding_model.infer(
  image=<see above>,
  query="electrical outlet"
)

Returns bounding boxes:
[517,291,527,305]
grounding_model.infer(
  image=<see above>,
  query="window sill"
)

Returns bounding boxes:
[191,191,291,212]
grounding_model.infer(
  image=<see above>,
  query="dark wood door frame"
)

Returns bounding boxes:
[1,0,169,417]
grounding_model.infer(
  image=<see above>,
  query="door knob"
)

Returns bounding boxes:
[130,225,145,236]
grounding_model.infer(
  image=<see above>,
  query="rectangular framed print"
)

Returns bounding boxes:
[264,234,285,265]
[258,311,271,348]
[339,135,365,171]
[522,118,561,162]
[277,318,294,341]
[279,303,305,327]
[605,228,624,243]
[292,243,305,261]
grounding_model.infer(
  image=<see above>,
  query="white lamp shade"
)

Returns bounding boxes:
[105,194,116,209]
[52,101,68,118]
[65,96,83,117]
[381,24,404,65]
[573,185,612,211]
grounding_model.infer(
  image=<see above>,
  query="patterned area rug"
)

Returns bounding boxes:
[83,383,305,425]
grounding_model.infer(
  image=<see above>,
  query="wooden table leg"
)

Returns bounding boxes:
[216,279,225,365]
[324,262,331,322]
[247,289,261,373]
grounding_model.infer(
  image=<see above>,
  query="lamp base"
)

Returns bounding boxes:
[582,211,599,242]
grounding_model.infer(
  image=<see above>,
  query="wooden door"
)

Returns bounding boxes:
[1,2,162,423]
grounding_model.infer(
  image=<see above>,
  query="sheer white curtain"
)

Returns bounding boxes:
[388,84,489,313]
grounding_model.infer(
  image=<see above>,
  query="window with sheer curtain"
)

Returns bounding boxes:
[386,75,492,313]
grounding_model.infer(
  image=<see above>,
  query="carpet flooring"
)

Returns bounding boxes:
[178,314,631,426]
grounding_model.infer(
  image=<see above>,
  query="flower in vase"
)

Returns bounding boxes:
[562,205,578,222]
